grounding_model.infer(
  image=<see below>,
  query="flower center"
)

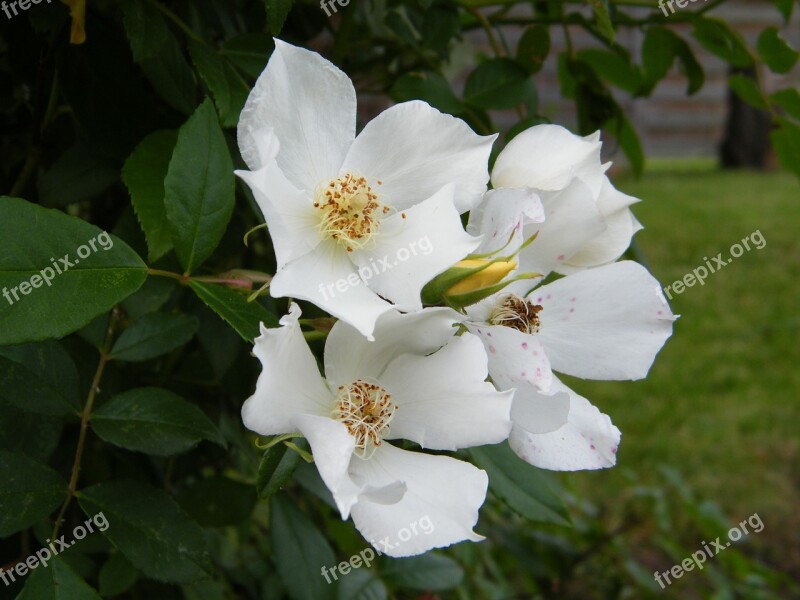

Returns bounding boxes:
[332,379,396,459]
[489,294,543,334]
[314,173,388,252]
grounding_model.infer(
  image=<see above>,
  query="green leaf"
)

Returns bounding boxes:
[98,552,139,598]
[91,387,224,455]
[591,0,615,43]
[109,312,199,362]
[0,450,66,537]
[469,443,570,525]
[728,74,767,110]
[121,0,197,115]
[381,553,464,591]
[38,144,118,208]
[164,99,236,274]
[121,276,177,320]
[120,0,171,62]
[264,0,293,35]
[177,476,256,527]
[270,494,336,600]
[771,120,800,179]
[0,197,147,345]
[757,26,798,74]
[692,17,752,68]
[385,8,422,46]
[122,130,178,263]
[577,49,642,95]
[642,27,704,95]
[615,113,644,176]
[256,443,302,499]
[516,25,550,74]
[77,481,212,583]
[390,72,463,115]
[421,6,459,57]
[189,41,250,128]
[0,341,80,416]
[770,88,800,120]
[189,280,278,342]
[337,567,388,600]
[220,34,273,78]
[16,557,102,600]
[464,58,530,110]
[0,403,62,460]
[772,0,795,22]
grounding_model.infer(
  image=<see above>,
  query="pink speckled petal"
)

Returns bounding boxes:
[509,378,620,471]
[535,261,676,380]
[467,323,553,392]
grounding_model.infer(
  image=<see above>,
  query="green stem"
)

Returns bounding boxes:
[468,6,505,57]
[147,0,204,43]
[303,331,328,342]
[51,308,120,540]
[192,276,252,289]
[148,268,189,283]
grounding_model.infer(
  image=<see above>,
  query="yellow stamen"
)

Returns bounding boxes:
[332,379,396,459]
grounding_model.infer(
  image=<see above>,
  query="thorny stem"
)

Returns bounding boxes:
[51,308,121,540]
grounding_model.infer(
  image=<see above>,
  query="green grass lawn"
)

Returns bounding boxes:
[558,165,800,576]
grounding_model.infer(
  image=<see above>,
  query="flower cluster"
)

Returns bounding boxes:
[237,40,676,558]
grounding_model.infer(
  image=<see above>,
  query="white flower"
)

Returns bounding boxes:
[509,378,622,471]
[465,261,676,392]
[473,124,642,275]
[242,304,513,557]
[463,261,673,471]
[236,40,496,339]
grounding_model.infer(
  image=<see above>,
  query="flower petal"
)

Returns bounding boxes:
[510,384,570,434]
[512,178,606,285]
[241,304,332,435]
[292,413,363,519]
[235,128,321,269]
[509,378,620,471]
[562,176,642,270]
[324,308,461,388]
[341,100,496,213]
[466,323,553,392]
[349,444,487,557]
[350,183,480,311]
[237,39,355,189]
[467,188,545,255]
[380,333,513,450]
[270,240,394,340]
[535,261,676,380]
[491,124,604,196]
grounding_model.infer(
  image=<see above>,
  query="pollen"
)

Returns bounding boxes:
[489,294,543,334]
[332,379,396,459]
[315,173,383,252]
